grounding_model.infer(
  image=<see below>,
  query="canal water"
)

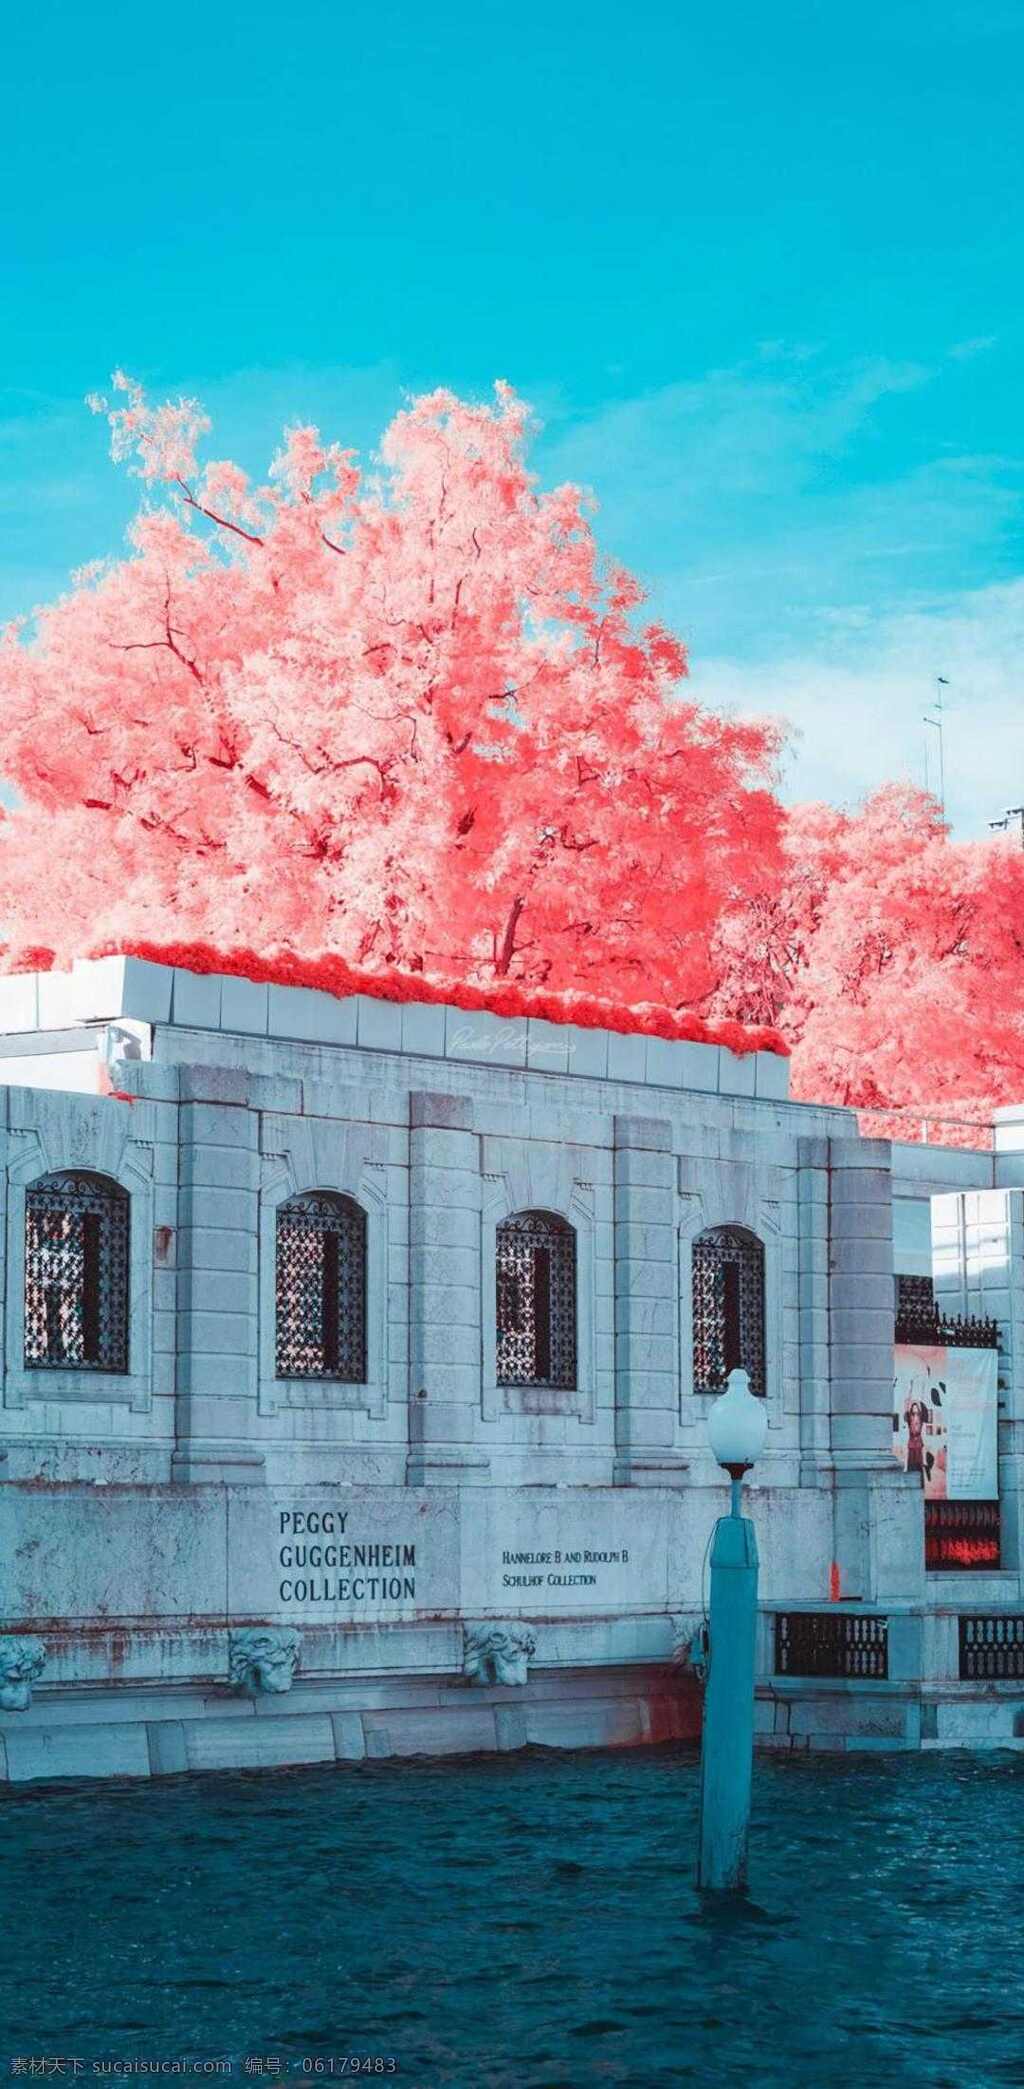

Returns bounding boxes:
[3,1746,1024,2088]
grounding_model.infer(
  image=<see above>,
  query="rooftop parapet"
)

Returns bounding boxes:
[0,955,791,1102]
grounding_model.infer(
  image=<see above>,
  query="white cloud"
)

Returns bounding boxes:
[540,352,932,523]
[534,346,1024,837]
[5,350,1021,849]
[538,347,1021,656]
[694,578,1024,837]
[949,335,999,361]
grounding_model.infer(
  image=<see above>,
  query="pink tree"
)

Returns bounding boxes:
[0,374,783,1010]
[711,785,1024,1126]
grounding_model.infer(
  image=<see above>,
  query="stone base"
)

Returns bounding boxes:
[756,1678,923,1752]
[922,1684,1024,1747]
[756,1676,1024,1753]
[0,1664,700,1784]
[8,1660,1024,1784]
[7,1633,1024,1780]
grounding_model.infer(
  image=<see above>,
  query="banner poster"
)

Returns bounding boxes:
[892,1342,998,1501]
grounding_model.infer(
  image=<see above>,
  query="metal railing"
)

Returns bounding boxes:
[959,1615,1024,1680]
[894,1275,1000,1350]
[896,1311,1000,1351]
[775,1612,889,1680]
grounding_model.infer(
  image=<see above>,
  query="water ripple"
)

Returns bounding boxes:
[2,1745,1023,2088]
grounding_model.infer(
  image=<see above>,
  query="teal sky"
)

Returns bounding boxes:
[3,0,1023,833]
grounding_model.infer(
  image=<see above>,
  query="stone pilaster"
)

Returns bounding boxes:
[828,1134,922,1601]
[405,1091,488,1485]
[828,1137,896,1468]
[796,1137,832,1486]
[171,1071,263,1484]
[612,1115,686,1487]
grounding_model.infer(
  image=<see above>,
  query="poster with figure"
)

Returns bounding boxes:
[892,1343,998,1500]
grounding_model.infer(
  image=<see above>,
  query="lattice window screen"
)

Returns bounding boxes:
[276,1192,367,1381]
[24,1171,130,1372]
[692,1225,766,1397]
[496,1210,577,1390]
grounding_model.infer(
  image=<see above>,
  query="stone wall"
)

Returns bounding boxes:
[0,959,974,1779]
[0,962,857,1497]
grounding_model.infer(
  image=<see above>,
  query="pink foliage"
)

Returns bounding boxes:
[6,375,1024,1122]
[710,784,1024,1121]
[0,376,784,1031]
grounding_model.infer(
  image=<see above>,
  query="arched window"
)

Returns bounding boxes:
[24,1170,130,1372]
[496,1210,577,1390]
[692,1225,765,1397]
[276,1191,367,1381]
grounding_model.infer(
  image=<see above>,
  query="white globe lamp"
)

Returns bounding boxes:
[707,1367,768,1484]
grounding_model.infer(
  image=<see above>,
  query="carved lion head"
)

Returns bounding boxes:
[0,1635,47,1711]
[464,1623,537,1688]
[228,1628,302,1696]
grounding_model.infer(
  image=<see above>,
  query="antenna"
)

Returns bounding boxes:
[923,676,949,818]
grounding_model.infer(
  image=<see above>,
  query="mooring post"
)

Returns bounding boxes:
[697,1491,760,1891]
[697,1368,766,1893]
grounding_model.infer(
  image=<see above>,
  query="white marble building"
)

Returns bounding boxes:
[1,955,1023,1781]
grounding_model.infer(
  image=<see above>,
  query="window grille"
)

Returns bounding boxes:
[276,1192,367,1381]
[692,1226,766,1397]
[775,1612,889,1679]
[496,1210,577,1390]
[24,1171,130,1372]
[895,1272,936,1320]
[959,1615,1024,1680]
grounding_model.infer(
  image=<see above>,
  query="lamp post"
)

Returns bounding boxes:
[697,1368,768,1892]
[923,675,949,819]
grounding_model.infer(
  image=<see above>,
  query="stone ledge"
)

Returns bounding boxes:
[11,1661,1024,1780]
[0,1666,702,1782]
[0,959,790,1105]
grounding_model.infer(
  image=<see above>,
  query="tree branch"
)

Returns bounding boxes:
[174,476,264,546]
[494,894,526,977]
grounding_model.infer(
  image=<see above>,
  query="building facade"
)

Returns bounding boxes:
[1,956,1023,1782]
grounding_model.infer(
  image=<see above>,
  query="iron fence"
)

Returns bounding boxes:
[774,1611,889,1679]
[959,1615,1024,1680]
[895,1306,1000,1351]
